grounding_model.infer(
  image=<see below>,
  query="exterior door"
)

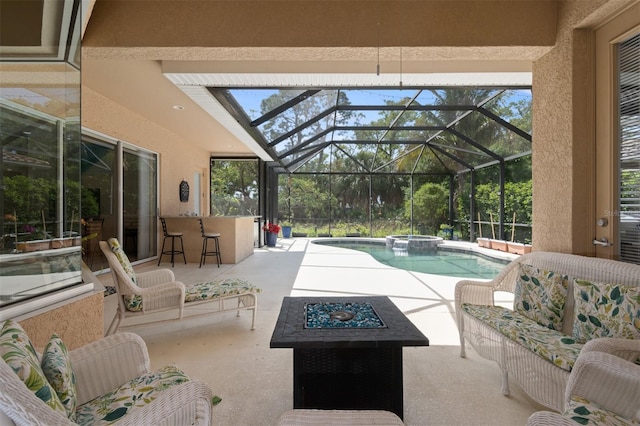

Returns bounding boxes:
[594,3,640,263]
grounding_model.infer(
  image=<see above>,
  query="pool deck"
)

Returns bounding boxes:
[287,238,518,346]
[107,237,542,425]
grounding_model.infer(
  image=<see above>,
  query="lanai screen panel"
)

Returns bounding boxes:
[215,87,532,176]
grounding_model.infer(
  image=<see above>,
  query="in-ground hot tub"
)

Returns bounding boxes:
[385,235,443,253]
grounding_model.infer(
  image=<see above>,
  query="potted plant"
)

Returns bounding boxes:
[51,210,82,248]
[439,224,454,240]
[489,239,508,252]
[281,223,292,238]
[262,222,281,247]
[476,237,491,248]
[15,211,53,252]
[507,241,532,255]
[17,224,51,252]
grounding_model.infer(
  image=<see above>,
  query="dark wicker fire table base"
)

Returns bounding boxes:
[270,296,429,419]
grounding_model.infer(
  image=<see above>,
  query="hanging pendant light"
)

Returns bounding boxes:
[399,46,403,88]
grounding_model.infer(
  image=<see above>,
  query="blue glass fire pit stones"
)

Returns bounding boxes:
[304,302,387,329]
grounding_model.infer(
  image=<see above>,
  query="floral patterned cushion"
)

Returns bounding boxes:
[0,320,66,415]
[185,278,262,302]
[123,294,143,312]
[563,396,639,426]
[572,279,640,343]
[514,264,569,331]
[75,365,190,426]
[107,238,137,284]
[107,238,143,311]
[462,304,583,371]
[123,278,261,312]
[41,334,77,421]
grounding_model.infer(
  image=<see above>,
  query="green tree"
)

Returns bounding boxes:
[278,175,337,223]
[3,175,55,225]
[210,160,258,216]
[261,90,360,173]
[407,182,448,234]
[461,180,532,242]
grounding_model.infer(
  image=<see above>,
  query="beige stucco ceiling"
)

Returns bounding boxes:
[82,58,253,156]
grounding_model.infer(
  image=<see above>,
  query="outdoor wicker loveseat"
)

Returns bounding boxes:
[455,251,640,413]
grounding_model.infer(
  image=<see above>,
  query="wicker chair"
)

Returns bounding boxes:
[0,332,213,425]
[100,239,258,335]
[526,338,640,425]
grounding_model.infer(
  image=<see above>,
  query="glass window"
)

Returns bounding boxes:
[80,136,158,268]
[123,146,158,261]
[618,33,640,265]
[0,66,82,307]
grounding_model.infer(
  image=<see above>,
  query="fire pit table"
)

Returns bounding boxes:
[270,296,429,419]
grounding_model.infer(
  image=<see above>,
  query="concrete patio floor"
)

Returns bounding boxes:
[101,238,545,425]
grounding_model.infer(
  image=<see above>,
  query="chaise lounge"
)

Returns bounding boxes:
[100,238,260,335]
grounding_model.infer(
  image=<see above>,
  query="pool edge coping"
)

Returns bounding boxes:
[310,237,519,265]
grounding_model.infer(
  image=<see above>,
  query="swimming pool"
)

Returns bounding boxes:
[312,239,510,279]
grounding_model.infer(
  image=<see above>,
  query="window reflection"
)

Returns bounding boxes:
[0,64,82,306]
[80,138,159,268]
[123,147,158,261]
[80,139,115,269]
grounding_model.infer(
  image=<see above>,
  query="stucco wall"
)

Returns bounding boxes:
[533,42,575,253]
[19,292,104,352]
[82,87,211,217]
[531,0,632,254]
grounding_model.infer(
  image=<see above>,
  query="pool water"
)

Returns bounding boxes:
[316,241,509,279]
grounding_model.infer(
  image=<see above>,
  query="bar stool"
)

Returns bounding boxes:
[199,218,222,268]
[158,217,187,267]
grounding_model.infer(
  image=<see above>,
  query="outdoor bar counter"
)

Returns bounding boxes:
[163,216,255,264]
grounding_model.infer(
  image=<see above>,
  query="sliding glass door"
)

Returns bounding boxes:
[122,146,157,261]
[81,134,158,269]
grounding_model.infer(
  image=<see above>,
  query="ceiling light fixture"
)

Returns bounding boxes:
[376,21,381,76]
[399,46,403,88]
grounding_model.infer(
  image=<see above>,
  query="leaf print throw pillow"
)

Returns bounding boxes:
[0,320,66,415]
[572,279,640,343]
[514,264,569,331]
[42,334,78,420]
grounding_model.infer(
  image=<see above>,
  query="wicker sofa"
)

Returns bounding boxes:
[0,322,214,425]
[455,251,640,412]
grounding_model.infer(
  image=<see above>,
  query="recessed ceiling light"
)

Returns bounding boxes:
[172,105,185,110]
